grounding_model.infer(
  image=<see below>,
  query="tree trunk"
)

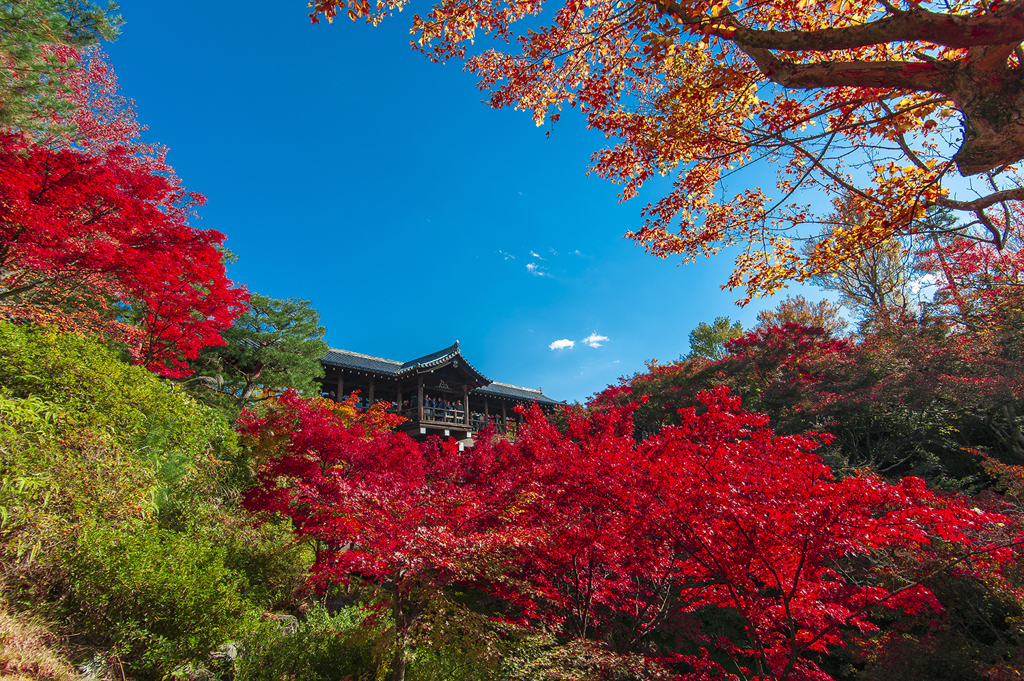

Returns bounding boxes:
[988,402,1024,462]
[952,73,1024,176]
[390,588,410,681]
[390,645,409,681]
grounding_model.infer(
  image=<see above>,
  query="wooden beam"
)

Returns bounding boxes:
[418,376,424,422]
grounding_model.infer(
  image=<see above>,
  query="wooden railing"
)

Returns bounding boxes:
[397,407,517,435]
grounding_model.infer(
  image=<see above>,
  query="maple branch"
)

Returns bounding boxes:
[974,207,1005,248]
[755,95,944,150]
[0,281,42,301]
[878,100,930,170]
[965,42,1020,71]
[696,95,945,191]
[931,187,1024,212]
[549,4,641,60]
[738,48,952,92]
[778,532,814,681]
[786,138,879,206]
[654,0,1024,52]
[988,172,1015,246]
[795,537,1024,666]
[762,126,846,219]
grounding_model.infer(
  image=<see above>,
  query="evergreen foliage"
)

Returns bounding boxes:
[59,525,246,680]
[187,294,329,411]
[0,322,236,489]
[0,0,121,132]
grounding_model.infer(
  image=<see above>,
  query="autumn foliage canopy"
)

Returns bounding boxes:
[311,0,1024,301]
[244,387,1022,681]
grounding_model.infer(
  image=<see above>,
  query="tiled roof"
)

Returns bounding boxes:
[322,348,403,375]
[475,382,563,405]
[324,341,490,384]
[399,341,490,382]
[400,342,460,371]
[320,344,562,405]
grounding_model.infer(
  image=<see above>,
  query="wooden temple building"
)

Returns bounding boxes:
[318,341,563,442]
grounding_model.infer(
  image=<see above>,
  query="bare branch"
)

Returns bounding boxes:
[974,207,1006,248]
[931,187,1024,211]
[877,101,930,169]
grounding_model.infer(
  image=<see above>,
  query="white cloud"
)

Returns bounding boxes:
[526,262,551,277]
[498,250,515,260]
[529,250,546,260]
[909,273,938,295]
[549,339,575,350]
[582,333,609,348]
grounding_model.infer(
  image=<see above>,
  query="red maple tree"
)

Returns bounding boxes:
[308,0,1024,302]
[241,392,535,681]
[475,389,1021,680]
[241,387,1020,681]
[0,48,246,377]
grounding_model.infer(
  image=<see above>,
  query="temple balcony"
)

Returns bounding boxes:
[318,341,558,444]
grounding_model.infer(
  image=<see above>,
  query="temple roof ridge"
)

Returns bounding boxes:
[400,342,462,371]
[325,347,402,365]
[323,343,490,385]
[320,344,562,404]
[476,381,563,405]
[488,381,543,393]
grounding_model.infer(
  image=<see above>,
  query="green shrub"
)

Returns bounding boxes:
[0,392,157,566]
[0,322,237,492]
[59,524,246,681]
[402,595,514,681]
[219,520,309,610]
[499,637,671,681]
[235,604,375,681]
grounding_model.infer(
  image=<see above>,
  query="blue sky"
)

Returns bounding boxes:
[104,0,829,403]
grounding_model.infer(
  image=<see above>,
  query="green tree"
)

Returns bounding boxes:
[188,294,329,410]
[755,295,849,336]
[686,316,743,360]
[1,0,121,131]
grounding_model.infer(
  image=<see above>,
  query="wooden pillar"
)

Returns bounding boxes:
[417,376,424,422]
[463,385,469,426]
[484,398,489,422]
[396,383,402,412]
[368,377,374,406]
[336,374,344,403]
[501,402,507,434]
